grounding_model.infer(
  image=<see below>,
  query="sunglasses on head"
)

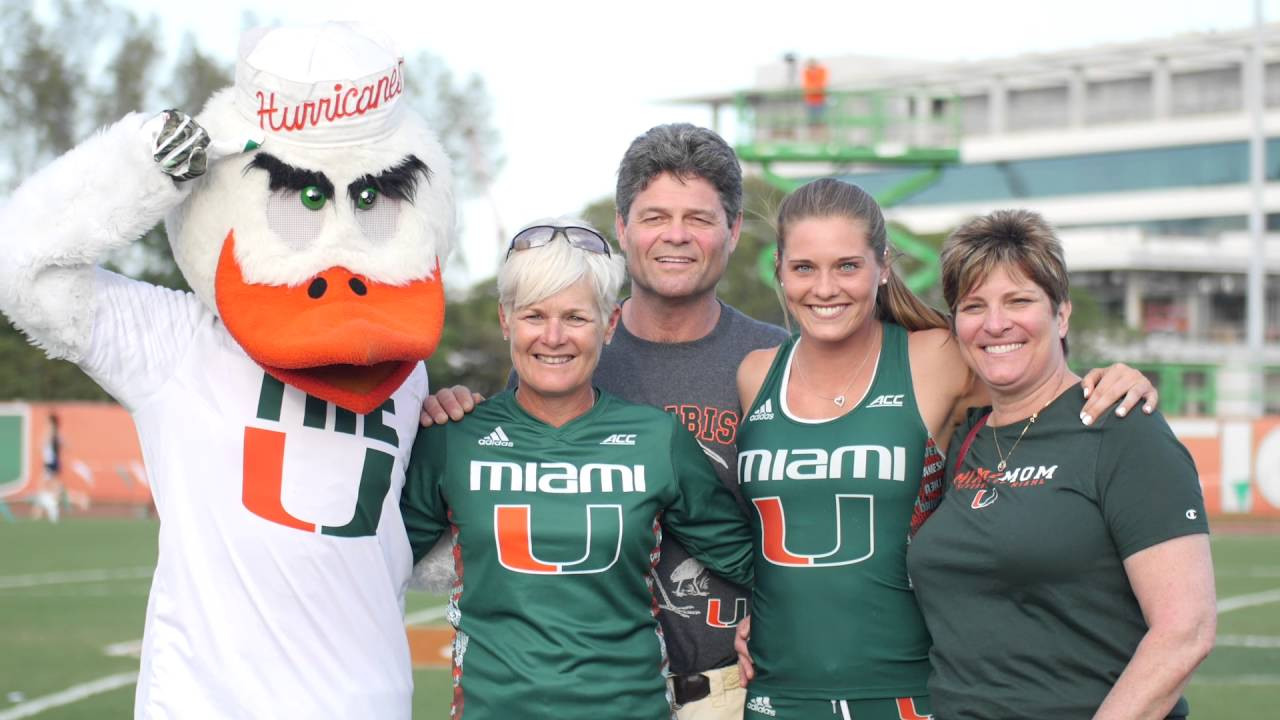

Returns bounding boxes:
[506,225,611,259]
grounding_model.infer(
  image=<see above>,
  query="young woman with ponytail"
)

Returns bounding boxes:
[732,178,1157,719]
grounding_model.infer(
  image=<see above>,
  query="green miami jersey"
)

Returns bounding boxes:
[736,324,941,700]
[401,390,753,720]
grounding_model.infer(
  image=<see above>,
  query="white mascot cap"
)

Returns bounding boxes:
[232,22,407,148]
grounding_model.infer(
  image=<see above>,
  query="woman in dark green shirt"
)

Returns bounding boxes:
[907,209,1216,719]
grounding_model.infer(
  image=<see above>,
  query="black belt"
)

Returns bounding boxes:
[670,672,711,705]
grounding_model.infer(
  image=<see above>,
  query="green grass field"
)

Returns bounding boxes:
[0,518,1276,718]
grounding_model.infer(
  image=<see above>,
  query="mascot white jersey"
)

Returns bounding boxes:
[0,23,453,718]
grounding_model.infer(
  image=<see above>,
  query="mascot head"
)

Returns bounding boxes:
[167,22,453,414]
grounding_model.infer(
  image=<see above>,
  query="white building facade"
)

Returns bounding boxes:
[728,27,1280,417]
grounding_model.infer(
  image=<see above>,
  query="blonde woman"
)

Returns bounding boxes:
[402,221,754,719]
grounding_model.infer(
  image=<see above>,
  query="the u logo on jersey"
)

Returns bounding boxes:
[706,597,748,628]
[242,374,397,537]
[494,504,623,574]
[752,494,874,567]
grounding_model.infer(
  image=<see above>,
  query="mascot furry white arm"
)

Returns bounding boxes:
[0,23,454,718]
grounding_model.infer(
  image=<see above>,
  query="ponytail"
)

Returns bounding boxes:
[876,253,949,331]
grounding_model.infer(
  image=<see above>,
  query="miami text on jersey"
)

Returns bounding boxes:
[469,461,647,493]
[738,445,908,483]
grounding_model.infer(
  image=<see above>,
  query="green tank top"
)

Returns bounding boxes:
[736,322,940,700]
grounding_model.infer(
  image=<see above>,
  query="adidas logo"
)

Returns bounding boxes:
[600,433,636,446]
[867,393,904,408]
[745,696,776,717]
[478,426,514,447]
[747,399,775,422]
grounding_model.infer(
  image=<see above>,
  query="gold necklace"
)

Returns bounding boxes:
[991,404,1048,472]
[796,324,880,408]
[991,372,1072,471]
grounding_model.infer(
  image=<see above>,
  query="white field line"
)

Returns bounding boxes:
[1217,587,1280,613]
[0,567,152,590]
[0,673,136,720]
[403,604,448,626]
[1217,634,1280,648]
[102,639,143,658]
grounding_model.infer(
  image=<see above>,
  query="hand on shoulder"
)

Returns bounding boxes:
[420,385,485,427]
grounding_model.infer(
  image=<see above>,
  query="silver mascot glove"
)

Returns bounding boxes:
[150,109,211,182]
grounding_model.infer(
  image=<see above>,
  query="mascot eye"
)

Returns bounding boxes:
[356,187,379,210]
[300,186,327,211]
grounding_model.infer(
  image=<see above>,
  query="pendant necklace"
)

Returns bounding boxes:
[991,398,1051,472]
[797,323,880,408]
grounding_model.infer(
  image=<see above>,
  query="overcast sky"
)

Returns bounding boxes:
[114,0,1269,286]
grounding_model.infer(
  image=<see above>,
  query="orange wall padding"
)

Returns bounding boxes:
[10,402,149,507]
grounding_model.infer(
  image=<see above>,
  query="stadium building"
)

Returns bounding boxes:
[687,24,1280,419]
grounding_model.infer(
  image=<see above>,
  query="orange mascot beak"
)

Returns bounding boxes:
[214,232,444,414]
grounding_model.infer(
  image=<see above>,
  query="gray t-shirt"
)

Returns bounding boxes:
[593,301,788,675]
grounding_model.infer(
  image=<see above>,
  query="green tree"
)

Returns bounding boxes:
[428,279,512,397]
[0,0,171,401]
[163,34,233,116]
[718,175,787,326]
[404,51,503,196]
[0,325,110,401]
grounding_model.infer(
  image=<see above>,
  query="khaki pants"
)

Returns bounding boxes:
[672,665,746,720]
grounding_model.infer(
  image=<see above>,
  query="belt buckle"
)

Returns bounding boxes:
[671,672,711,705]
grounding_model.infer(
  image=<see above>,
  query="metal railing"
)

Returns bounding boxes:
[734,87,963,166]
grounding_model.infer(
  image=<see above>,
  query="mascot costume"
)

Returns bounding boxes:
[0,23,453,718]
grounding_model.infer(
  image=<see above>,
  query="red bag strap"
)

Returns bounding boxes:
[952,412,990,476]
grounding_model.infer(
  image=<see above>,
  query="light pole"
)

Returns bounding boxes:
[1246,0,1268,416]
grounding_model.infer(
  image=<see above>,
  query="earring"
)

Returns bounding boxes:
[880,278,888,285]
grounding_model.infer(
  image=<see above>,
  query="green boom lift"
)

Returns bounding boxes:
[730,86,962,292]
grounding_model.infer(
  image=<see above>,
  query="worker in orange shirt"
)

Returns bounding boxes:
[803,58,829,136]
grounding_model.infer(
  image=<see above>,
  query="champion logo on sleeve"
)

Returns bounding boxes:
[478,426,514,447]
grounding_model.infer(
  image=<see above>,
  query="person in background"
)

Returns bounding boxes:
[802,58,829,136]
[907,209,1215,719]
[402,220,753,719]
[732,179,1160,719]
[32,412,63,523]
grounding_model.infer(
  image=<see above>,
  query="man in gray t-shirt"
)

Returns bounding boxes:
[593,300,784,691]
[426,123,784,720]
